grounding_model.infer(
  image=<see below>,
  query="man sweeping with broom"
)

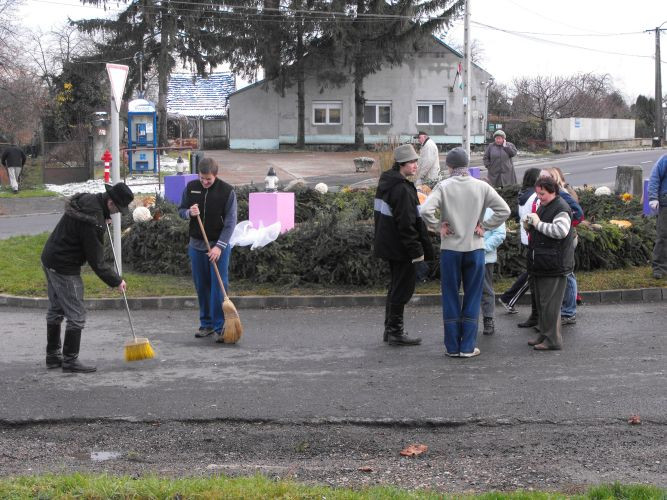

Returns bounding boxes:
[178,158,239,343]
[41,182,134,373]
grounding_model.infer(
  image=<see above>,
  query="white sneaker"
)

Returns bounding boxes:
[459,348,481,358]
[498,297,518,314]
[445,351,460,357]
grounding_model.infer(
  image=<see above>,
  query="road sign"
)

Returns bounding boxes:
[106,63,129,113]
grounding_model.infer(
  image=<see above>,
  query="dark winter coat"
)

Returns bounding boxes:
[483,142,518,187]
[1,146,26,168]
[528,196,575,277]
[374,168,434,262]
[41,193,122,287]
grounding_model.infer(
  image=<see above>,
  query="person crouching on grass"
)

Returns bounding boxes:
[420,148,510,358]
[179,158,237,341]
[374,144,434,346]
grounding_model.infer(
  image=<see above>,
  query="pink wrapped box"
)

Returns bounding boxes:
[249,192,295,233]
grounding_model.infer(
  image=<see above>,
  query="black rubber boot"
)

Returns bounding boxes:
[62,329,97,373]
[46,323,62,369]
[386,304,421,346]
[383,299,391,342]
[482,317,495,336]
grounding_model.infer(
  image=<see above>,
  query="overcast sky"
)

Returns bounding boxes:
[445,0,666,102]
[20,0,666,102]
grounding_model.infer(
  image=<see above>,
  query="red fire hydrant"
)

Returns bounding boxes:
[102,149,112,183]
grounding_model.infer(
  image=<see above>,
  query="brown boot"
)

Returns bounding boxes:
[528,335,546,346]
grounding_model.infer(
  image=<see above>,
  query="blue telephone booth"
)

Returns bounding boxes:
[127,99,158,174]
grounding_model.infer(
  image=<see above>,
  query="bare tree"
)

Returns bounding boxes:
[27,24,99,97]
[510,73,630,138]
[442,34,485,64]
[0,0,49,144]
[488,82,511,117]
[0,64,46,144]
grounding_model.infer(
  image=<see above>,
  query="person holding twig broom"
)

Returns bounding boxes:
[41,182,134,373]
[178,158,239,343]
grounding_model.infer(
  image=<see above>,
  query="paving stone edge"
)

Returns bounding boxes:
[0,288,665,310]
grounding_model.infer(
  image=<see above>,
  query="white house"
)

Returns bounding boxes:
[228,37,493,150]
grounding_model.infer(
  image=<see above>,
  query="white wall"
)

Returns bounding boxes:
[548,118,635,142]
[229,37,491,149]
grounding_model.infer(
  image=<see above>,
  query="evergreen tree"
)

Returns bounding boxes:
[74,0,226,147]
[213,0,323,148]
[318,0,464,148]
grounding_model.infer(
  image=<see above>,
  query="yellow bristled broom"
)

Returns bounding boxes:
[196,214,243,343]
[106,224,156,361]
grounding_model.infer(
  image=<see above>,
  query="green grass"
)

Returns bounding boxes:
[0,187,59,198]
[0,234,194,298]
[0,475,662,500]
[0,234,664,299]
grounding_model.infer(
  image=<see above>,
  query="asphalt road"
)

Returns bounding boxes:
[1,302,664,424]
[471,148,666,188]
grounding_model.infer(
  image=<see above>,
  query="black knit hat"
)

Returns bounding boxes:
[104,183,134,215]
[446,147,469,169]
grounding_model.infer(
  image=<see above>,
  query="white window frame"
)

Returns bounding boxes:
[416,101,446,125]
[363,101,392,125]
[312,101,342,125]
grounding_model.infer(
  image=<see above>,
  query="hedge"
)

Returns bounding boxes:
[119,187,656,286]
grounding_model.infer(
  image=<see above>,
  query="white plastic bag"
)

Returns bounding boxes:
[230,220,281,250]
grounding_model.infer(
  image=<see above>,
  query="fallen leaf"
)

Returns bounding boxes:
[628,415,641,425]
[358,466,373,473]
[399,444,428,457]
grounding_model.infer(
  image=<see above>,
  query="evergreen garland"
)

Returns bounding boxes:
[118,187,657,284]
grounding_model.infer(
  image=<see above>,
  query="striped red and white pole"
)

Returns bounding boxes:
[102,149,111,183]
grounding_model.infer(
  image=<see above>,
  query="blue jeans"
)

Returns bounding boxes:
[440,249,485,355]
[189,245,231,333]
[560,272,577,318]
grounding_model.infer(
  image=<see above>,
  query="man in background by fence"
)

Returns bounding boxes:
[1,144,26,194]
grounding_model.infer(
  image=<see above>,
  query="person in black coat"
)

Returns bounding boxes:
[41,183,134,373]
[374,144,434,346]
[1,144,26,193]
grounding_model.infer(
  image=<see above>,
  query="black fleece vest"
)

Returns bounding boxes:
[528,196,575,276]
[185,178,233,242]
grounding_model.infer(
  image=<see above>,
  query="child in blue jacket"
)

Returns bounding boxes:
[481,207,507,335]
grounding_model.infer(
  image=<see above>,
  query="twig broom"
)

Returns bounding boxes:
[106,224,155,361]
[196,214,243,343]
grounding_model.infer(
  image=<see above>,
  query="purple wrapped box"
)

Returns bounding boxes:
[249,192,295,233]
[164,174,198,205]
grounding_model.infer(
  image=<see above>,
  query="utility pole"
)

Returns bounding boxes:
[462,0,471,155]
[647,23,666,146]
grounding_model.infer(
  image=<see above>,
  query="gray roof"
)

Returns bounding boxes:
[167,72,236,118]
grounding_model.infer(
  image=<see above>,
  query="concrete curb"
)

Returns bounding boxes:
[1,287,665,310]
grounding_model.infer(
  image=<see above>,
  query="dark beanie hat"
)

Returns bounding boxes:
[446,147,469,169]
[104,182,134,215]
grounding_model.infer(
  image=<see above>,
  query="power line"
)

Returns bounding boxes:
[503,0,611,35]
[473,20,661,60]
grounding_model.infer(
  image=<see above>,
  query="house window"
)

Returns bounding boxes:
[417,101,445,125]
[313,101,342,125]
[364,101,392,125]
